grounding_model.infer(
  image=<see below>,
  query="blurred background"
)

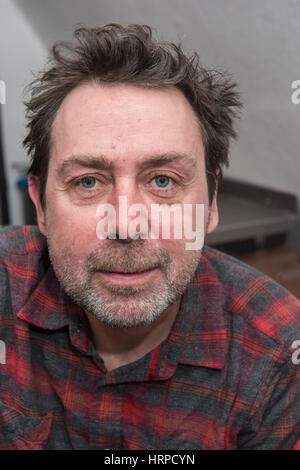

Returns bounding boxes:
[0,0,299,296]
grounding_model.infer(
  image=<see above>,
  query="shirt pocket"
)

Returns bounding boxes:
[0,401,53,450]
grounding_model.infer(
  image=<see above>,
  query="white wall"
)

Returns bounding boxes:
[0,0,47,224]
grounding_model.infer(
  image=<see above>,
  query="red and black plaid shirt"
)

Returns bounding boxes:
[1,225,300,450]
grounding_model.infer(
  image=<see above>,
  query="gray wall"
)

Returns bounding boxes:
[2,0,300,247]
[0,0,47,224]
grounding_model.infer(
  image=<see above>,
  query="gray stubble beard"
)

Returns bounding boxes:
[47,237,201,329]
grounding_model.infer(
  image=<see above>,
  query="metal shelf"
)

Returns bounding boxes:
[206,178,298,246]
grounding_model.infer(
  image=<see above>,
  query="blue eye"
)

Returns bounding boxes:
[80,176,97,189]
[154,175,171,188]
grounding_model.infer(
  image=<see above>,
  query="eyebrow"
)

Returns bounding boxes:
[56,155,113,178]
[56,152,198,178]
[139,153,198,171]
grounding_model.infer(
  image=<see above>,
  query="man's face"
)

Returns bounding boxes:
[29,82,218,328]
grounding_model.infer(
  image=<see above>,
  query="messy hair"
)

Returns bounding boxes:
[23,23,242,207]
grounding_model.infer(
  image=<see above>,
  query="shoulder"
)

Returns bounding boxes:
[200,245,300,353]
[0,225,46,256]
[0,225,48,281]
[0,226,49,316]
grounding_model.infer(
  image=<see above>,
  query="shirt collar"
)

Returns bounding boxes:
[17,263,84,331]
[158,249,227,376]
[16,226,84,333]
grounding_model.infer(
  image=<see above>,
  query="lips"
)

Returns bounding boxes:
[98,265,159,274]
[97,268,159,285]
[104,269,155,274]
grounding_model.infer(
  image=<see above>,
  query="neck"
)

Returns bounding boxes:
[86,300,180,372]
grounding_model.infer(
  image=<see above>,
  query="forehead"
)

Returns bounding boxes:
[50,82,204,169]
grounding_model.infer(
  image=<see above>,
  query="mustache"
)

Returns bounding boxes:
[86,244,172,274]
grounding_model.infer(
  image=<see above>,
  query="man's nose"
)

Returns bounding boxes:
[108,178,148,241]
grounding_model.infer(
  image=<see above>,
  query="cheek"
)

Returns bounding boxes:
[158,238,195,260]
[45,201,101,261]
[151,204,207,250]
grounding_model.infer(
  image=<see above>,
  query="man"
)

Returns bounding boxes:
[1,23,300,450]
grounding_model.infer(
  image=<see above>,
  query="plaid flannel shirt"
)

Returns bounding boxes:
[1,225,300,450]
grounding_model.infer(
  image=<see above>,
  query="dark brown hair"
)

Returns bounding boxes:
[23,23,242,207]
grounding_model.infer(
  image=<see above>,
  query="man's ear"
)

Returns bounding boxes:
[28,174,46,236]
[206,187,219,235]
